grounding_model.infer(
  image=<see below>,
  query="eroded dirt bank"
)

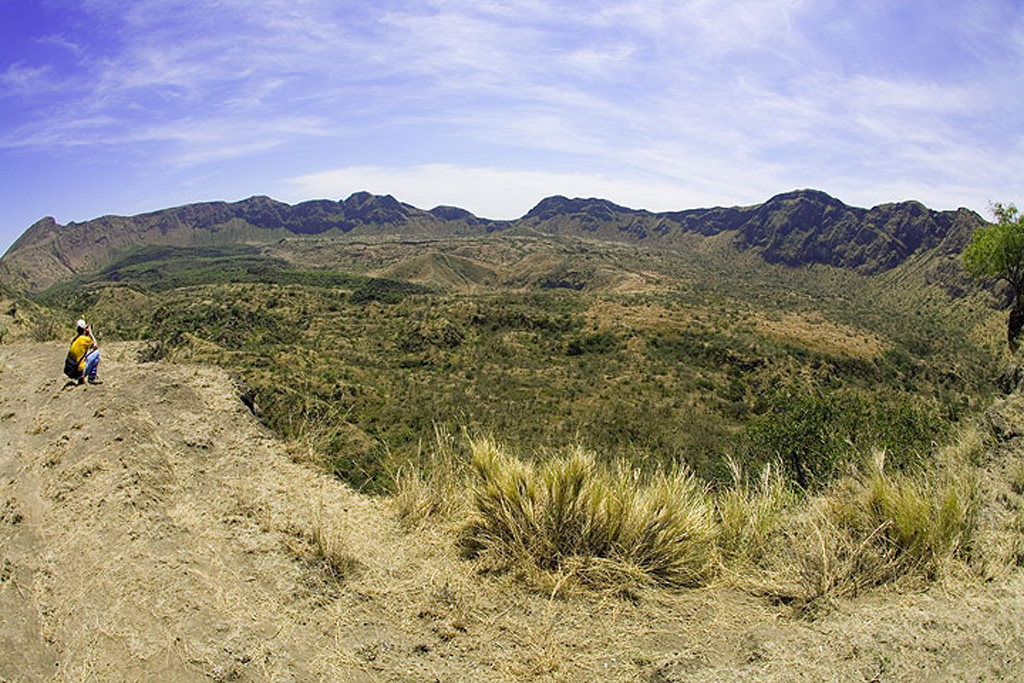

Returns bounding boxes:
[2,342,1023,682]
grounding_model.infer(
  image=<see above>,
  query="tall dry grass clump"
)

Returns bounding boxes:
[793,448,980,610]
[461,440,717,590]
[716,458,797,572]
[836,449,978,577]
[391,422,993,607]
[306,497,361,580]
[393,425,469,527]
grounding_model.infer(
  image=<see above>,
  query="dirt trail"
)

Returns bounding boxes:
[2,341,1024,682]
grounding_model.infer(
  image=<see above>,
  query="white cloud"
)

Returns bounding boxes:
[284,163,740,218]
[845,77,978,114]
[0,63,57,96]
[149,116,330,165]
[681,0,813,51]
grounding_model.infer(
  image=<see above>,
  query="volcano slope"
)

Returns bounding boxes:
[2,341,1024,682]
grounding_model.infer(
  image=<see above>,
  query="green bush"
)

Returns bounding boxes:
[350,278,431,304]
[565,330,620,355]
[741,390,944,490]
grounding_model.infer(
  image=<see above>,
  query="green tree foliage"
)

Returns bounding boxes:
[964,202,1024,349]
[741,391,943,490]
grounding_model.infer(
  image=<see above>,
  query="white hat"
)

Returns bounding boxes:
[76,319,87,329]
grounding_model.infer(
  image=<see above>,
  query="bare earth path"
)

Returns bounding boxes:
[0,342,398,681]
[2,341,1024,682]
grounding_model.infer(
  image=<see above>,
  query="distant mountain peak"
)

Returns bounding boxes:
[429,205,477,221]
[341,191,410,223]
[0,188,986,293]
[524,196,637,222]
[766,188,848,205]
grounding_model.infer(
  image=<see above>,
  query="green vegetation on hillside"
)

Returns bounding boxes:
[33,245,434,306]
[28,237,1002,496]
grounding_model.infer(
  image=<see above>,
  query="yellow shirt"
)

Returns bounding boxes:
[69,335,94,372]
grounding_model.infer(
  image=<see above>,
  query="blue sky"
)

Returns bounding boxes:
[1,0,1022,254]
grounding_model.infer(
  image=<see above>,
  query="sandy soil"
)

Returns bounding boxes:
[2,341,1024,682]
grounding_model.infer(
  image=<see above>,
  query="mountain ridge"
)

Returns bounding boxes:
[0,189,985,292]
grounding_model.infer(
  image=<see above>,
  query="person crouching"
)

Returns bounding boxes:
[64,318,102,385]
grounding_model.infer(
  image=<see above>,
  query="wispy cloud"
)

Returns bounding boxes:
[1,0,1022,250]
[0,62,58,95]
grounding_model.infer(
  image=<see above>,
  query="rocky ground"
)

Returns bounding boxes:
[2,341,1023,682]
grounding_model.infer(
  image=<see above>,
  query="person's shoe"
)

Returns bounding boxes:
[88,377,103,385]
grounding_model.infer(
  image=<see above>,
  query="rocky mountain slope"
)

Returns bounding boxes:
[0,189,985,293]
[520,189,980,273]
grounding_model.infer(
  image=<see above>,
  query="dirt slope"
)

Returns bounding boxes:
[2,342,1024,682]
[0,342,399,681]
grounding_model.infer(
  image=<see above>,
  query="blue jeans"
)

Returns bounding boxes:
[84,349,100,380]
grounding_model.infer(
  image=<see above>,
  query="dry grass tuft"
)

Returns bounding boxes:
[461,440,717,591]
[845,450,978,575]
[392,424,469,527]
[711,439,985,615]
[307,498,361,581]
[1010,460,1024,497]
[789,448,980,613]
[791,497,900,613]
[716,458,797,571]
[389,424,997,612]
[936,421,991,469]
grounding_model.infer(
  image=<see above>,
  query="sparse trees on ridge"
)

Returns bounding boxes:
[964,202,1024,349]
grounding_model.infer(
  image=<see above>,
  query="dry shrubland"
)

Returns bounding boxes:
[393,422,1007,611]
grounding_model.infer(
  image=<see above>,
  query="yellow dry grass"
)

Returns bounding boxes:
[461,440,717,592]
[750,310,885,359]
[393,424,469,527]
[715,458,798,573]
[394,424,993,612]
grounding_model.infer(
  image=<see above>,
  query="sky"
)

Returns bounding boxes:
[1,0,1023,255]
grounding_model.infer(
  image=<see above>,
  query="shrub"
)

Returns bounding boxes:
[350,278,430,304]
[461,440,717,590]
[565,330,620,356]
[741,391,852,489]
[741,391,945,490]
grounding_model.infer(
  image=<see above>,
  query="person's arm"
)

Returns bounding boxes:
[86,325,98,349]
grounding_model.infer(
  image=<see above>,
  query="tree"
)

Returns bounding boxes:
[964,203,1024,349]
